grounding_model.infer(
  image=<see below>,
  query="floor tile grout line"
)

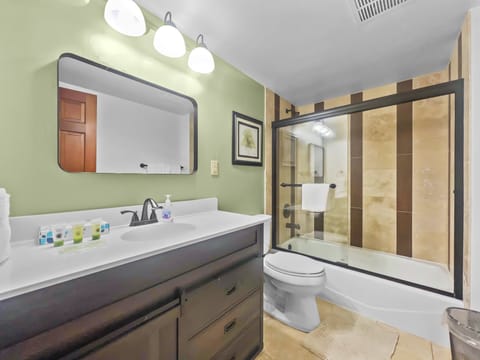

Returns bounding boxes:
[389,333,400,359]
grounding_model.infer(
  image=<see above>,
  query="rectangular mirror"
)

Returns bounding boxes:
[57,53,197,174]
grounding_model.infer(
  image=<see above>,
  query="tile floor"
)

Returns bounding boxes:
[258,299,451,360]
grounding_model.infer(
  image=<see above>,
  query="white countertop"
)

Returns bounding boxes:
[0,208,268,301]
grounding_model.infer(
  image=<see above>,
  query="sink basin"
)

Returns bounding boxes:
[121,222,197,242]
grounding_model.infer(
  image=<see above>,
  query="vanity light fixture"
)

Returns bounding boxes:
[104,0,146,37]
[153,12,186,58]
[188,34,215,74]
[313,121,335,138]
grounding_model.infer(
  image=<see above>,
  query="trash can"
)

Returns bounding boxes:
[445,307,480,360]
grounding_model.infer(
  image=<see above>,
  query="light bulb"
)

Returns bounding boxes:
[153,12,186,58]
[313,122,335,138]
[188,34,215,74]
[104,0,146,37]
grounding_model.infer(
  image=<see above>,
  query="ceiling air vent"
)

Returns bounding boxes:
[353,0,409,22]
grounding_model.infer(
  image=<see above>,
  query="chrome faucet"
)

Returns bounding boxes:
[121,198,163,227]
[141,198,162,223]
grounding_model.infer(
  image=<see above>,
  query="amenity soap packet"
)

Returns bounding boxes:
[37,219,111,247]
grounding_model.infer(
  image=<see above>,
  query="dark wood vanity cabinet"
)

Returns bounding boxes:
[84,302,180,360]
[0,224,264,360]
[180,259,263,360]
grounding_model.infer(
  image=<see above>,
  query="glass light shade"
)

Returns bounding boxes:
[154,25,186,58]
[313,123,335,138]
[104,0,146,37]
[188,46,215,74]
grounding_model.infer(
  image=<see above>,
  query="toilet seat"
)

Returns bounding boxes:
[264,252,325,287]
[265,252,325,277]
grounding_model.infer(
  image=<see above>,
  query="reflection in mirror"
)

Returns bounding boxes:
[273,81,464,297]
[57,54,197,174]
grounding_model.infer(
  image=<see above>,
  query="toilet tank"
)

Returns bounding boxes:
[253,214,272,255]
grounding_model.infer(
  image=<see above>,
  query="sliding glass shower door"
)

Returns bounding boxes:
[272,80,464,298]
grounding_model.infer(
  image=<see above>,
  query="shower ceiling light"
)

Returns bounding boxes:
[153,12,186,58]
[313,122,335,138]
[104,0,146,37]
[188,34,215,74]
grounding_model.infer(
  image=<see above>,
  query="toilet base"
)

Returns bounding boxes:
[264,280,320,333]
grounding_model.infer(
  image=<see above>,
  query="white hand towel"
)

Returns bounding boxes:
[0,188,10,220]
[0,188,11,264]
[302,184,331,212]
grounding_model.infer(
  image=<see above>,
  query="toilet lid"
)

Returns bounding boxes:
[265,252,325,277]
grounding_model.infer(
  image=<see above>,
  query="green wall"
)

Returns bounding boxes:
[0,0,265,216]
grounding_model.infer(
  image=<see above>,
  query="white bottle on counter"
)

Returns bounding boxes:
[161,194,173,222]
[0,188,11,264]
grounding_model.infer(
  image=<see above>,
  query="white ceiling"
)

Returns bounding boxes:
[136,0,479,106]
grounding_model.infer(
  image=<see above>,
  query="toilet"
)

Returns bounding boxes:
[256,215,326,332]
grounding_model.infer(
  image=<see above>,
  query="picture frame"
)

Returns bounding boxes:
[232,111,263,166]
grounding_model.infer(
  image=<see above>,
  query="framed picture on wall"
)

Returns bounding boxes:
[232,111,263,166]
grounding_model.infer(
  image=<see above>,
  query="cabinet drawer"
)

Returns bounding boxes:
[184,290,261,360]
[183,258,262,339]
[211,318,261,360]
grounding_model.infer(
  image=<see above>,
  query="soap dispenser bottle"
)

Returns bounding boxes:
[161,194,173,222]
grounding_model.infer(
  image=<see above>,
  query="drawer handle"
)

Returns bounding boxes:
[225,284,237,296]
[224,319,237,334]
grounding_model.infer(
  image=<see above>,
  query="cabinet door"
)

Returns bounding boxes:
[84,306,179,360]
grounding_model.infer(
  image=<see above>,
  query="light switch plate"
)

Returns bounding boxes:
[210,160,219,176]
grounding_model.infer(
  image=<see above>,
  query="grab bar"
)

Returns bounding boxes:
[280,183,336,189]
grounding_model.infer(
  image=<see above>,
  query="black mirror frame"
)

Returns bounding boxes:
[57,53,198,174]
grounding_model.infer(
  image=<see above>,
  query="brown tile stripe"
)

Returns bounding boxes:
[314,203,325,235]
[314,102,325,235]
[350,93,363,158]
[314,102,325,112]
[274,94,280,121]
[350,93,363,247]
[458,33,463,78]
[396,80,413,257]
[351,208,363,248]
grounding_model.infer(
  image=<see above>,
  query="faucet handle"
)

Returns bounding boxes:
[150,205,163,221]
[121,210,140,226]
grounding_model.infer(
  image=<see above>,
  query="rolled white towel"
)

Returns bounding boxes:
[0,188,10,263]
[0,209,9,219]
[0,188,10,219]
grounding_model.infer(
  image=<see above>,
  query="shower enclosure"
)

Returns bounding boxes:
[272,80,464,298]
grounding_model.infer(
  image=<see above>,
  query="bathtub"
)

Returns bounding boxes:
[280,237,463,347]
